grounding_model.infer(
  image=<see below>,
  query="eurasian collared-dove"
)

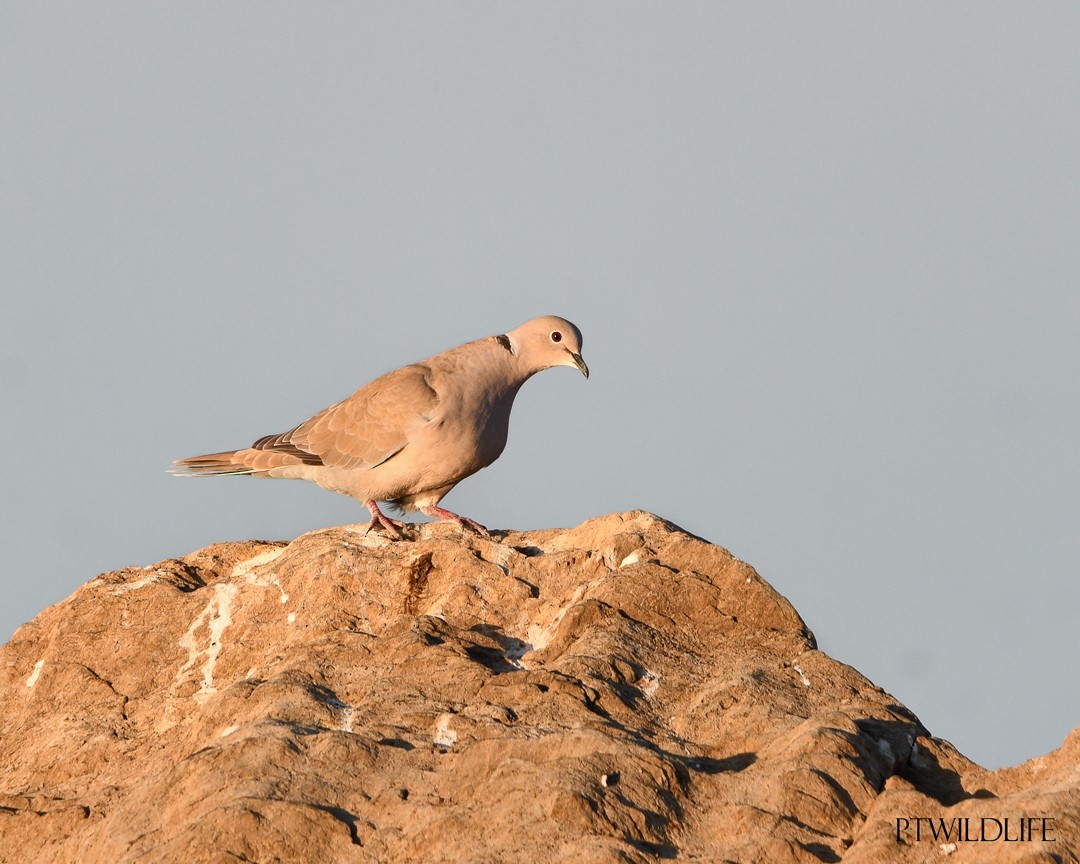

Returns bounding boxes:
[172,315,588,538]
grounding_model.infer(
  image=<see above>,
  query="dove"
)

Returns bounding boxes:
[172,315,588,538]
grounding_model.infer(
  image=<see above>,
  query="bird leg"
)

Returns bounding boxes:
[419,505,490,537]
[363,500,406,539]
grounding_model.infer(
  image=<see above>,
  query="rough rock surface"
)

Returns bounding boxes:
[1,511,1075,863]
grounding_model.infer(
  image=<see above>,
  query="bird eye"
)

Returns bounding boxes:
[550,331,563,343]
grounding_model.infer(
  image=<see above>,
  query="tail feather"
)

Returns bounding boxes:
[170,451,256,477]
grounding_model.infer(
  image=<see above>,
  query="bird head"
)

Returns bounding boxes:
[506,316,589,379]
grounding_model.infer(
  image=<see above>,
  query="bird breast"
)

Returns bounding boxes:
[426,381,520,474]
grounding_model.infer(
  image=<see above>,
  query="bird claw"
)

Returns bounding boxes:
[364,517,403,540]
[364,501,407,540]
[419,506,490,537]
[458,517,491,537]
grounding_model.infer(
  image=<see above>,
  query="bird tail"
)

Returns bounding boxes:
[169,450,256,477]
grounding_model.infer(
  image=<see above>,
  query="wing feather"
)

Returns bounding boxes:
[253,364,438,470]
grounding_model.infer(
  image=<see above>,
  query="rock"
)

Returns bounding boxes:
[0,511,1075,863]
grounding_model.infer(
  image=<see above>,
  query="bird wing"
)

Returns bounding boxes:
[253,364,439,470]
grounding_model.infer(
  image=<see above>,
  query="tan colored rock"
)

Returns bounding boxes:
[1,511,1075,863]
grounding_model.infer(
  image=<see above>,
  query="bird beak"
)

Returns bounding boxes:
[568,351,589,379]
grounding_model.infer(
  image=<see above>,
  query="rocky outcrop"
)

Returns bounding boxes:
[1,512,1075,863]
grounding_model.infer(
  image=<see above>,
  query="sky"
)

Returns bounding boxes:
[2,2,1078,771]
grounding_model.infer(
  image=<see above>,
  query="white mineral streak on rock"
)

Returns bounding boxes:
[434,714,457,748]
[25,658,44,689]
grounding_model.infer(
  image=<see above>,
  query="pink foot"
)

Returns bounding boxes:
[419,505,490,536]
[364,500,406,540]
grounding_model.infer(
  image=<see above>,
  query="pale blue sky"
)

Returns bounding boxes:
[3,2,1078,770]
